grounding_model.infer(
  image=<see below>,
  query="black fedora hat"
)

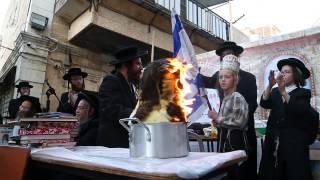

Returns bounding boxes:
[15,81,33,89]
[77,91,99,114]
[277,58,310,79]
[216,41,244,56]
[110,47,148,65]
[63,68,88,80]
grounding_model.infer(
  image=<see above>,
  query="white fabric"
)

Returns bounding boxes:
[220,55,240,72]
[31,146,246,179]
[285,84,297,93]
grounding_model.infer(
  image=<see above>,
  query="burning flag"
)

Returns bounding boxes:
[171,9,208,122]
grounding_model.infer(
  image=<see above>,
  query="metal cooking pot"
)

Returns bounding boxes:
[119,118,189,159]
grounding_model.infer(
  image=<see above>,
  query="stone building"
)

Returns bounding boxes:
[197,26,320,119]
[0,0,230,117]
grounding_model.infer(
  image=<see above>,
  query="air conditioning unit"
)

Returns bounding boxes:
[30,12,48,31]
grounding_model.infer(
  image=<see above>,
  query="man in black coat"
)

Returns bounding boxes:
[57,68,88,115]
[97,47,146,148]
[75,91,99,146]
[8,81,42,119]
[199,41,258,179]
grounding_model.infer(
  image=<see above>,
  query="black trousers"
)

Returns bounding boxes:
[218,128,257,180]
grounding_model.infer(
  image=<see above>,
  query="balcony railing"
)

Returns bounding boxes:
[155,0,229,40]
[54,0,229,41]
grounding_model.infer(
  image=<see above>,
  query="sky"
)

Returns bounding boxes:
[211,0,320,34]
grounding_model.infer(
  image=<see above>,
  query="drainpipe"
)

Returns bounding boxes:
[24,0,32,32]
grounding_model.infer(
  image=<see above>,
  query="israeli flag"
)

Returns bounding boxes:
[171,9,208,122]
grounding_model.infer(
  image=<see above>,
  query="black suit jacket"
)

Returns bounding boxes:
[57,92,76,115]
[97,71,137,148]
[260,87,311,137]
[8,96,42,119]
[259,87,312,180]
[57,90,94,115]
[77,117,99,146]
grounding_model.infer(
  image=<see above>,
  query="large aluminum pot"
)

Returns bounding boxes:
[119,118,189,159]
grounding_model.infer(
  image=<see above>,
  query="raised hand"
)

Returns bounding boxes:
[268,70,276,88]
[276,73,286,95]
[208,109,219,127]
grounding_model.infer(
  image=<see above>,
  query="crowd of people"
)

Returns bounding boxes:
[6,42,315,180]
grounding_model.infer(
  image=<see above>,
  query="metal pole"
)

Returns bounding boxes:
[228,0,233,41]
[151,29,155,62]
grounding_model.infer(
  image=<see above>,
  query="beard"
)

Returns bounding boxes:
[127,68,141,85]
[71,83,84,92]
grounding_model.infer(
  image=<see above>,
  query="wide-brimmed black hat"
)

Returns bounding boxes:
[15,81,33,89]
[110,47,148,65]
[63,68,88,80]
[19,95,37,107]
[77,91,99,114]
[216,41,244,56]
[277,58,310,79]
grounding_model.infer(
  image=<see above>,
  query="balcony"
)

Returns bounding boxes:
[54,0,229,55]
[55,0,90,23]
[153,0,229,41]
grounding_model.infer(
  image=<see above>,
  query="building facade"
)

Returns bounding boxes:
[0,0,229,117]
[197,26,320,120]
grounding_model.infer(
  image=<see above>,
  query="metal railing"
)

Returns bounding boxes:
[54,0,229,41]
[155,0,229,40]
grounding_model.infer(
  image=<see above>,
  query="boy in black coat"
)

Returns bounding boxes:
[199,41,258,179]
[259,58,313,180]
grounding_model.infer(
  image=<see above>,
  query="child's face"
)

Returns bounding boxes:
[219,69,236,92]
[280,65,294,86]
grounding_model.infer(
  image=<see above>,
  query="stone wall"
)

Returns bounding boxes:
[43,14,114,111]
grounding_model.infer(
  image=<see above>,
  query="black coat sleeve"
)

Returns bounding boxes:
[198,71,218,89]
[77,118,99,146]
[32,97,42,113]
[247,74,258,114]
[8,99,19,119]
[57,93,74,114]
[99,75,133,119]
[260,93,273,109]
[284,89,311,116]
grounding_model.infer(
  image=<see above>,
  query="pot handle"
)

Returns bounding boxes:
[119,118,151,141]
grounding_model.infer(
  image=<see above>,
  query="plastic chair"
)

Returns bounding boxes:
[188,130,205,152]
[0,145,31,180]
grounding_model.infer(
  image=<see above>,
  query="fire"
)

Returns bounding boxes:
[133,58,195,123]
[166,58,195,121]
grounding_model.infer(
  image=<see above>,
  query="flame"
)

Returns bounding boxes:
[166,58,195,121]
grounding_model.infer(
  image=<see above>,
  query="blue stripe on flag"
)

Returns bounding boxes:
[189,95,203,115]
[173,15,183,57]
[171,9,208,122]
